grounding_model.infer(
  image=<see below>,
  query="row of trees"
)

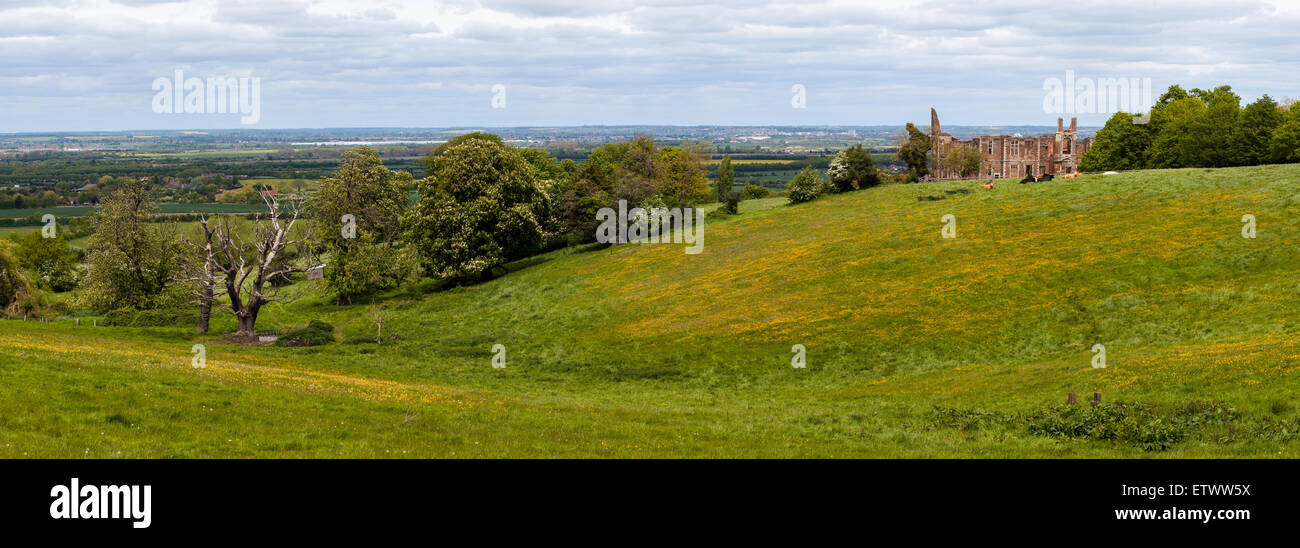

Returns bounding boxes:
[1082,85,1300,171]
[44,133,716,336]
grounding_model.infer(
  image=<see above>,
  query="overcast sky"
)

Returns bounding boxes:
[2,0,1297,132]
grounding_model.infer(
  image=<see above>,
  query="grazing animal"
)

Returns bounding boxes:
[1019,176,1035,184]
[917,195,945,202]
[1038,174,1054,182]
[980,179,995,189]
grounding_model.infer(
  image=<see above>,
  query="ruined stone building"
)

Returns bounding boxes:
[928,108,1093,180]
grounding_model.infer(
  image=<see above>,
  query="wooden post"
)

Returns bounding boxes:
[1067,392,1078,405]
[1091,392,1101,408]
[76,318,81,326]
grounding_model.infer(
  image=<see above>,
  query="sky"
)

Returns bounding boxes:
[2,0,1298,132]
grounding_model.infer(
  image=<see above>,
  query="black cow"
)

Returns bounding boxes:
[1038,174,1054,182]
[1019,176,1035,184]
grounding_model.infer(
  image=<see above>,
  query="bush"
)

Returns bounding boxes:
[740,184,770,200]
[276,320,335,347]
[720,190,740,214]
[785,166,831,204]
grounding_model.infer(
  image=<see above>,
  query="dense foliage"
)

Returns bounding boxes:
[306,147,414,304]
[77,180,182,311]
[785,166,831,203]
[1081,85,1300,171]
[407,137,555,280]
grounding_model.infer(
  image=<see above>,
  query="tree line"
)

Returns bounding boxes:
[1082,85,1300,171]
[1,133,725,337]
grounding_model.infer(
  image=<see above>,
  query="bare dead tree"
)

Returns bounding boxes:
[212,194,309,337]
[177,214,224,334]
[366,302,391,344]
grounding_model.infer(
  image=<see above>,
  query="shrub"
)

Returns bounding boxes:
[276,320,335,347]
[785,166,830,204]
[720,190,740,214]
[740,184,770,200]
[826,144,880,192]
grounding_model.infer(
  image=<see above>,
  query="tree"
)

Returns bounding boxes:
[211,195,308,336]
[1146,96,1210,168]
[826,144,880,192]
[1080,111,1152,171]
[367,302,391,344]
[557,146,620,244]
[715,154,735,202]
[307,147,413,304]
[78,180,181,311]
[939,146,986,179]
[786,166,830,204]
[896,123,931,181]
[1228,95,1283,166]
[1268,107,1300,163]
[406,135,554,281]
[13,231,79,292]
[741,184,770,200]
[1146,85,1240,168]
[518,148,571,192]
[655,146,710,207]
[177,216,223,334]
[0,239,34,316]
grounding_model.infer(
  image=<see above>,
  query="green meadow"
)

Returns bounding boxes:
[2,164,1299,458]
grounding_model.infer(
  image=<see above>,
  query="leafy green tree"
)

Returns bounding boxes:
[826,144,880,192]
[656,146,710,207]
[786,166,830,204]
[1146,97,1210,168]
[307,147,413,304]
[940,146,985,179]
[518,148,572,192]
[13,231,79,292]
[1146,86,1240,168]
[741,184,770,200]
[1080,111,1152,171]
[896,123,931,181]
[1227,95,1283,166]
[0,239,35,316]
[557,145,621,244]
[715,155,735,202]
[407,135,554,281]
[78,180,182,311]
[1268,107,1300,163]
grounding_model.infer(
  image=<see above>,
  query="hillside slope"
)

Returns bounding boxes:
[2,164,1299,457]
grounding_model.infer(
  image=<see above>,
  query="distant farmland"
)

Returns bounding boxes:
[0,202,270,220]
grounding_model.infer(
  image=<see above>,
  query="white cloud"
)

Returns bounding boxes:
[0,0,1296,131]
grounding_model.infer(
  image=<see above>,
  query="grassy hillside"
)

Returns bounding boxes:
[2,164,1299,457]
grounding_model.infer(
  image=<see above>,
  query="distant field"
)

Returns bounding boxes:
[706,159,802,165]
[241,178,319,192]
[122,149,286,159]
[0,202,270,219]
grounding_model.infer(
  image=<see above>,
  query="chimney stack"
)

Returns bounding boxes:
[1070,117,1077,132]
[1057,117,1064,132]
